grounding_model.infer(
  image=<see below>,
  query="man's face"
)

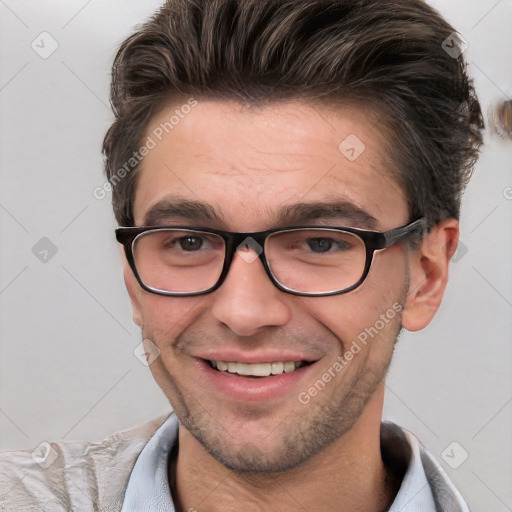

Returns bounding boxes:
[125,99,411,472]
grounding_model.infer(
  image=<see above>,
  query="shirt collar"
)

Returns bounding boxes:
[121,413,178,512]
[384,422,437,512]
[122,413,467,512]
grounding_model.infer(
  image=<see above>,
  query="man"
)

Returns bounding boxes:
[1,0,483,510]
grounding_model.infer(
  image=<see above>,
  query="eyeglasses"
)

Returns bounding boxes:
[115,218,424,297]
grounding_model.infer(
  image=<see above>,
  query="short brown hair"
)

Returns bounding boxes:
[103,0,484,228]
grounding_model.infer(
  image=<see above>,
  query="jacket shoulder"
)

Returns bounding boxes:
[0,413,172,512]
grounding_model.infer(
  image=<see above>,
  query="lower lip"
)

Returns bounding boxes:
[196,359,317,402]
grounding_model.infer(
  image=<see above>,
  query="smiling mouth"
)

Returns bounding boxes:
[206,360,311,377]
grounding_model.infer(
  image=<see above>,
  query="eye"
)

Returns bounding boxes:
[307,238,351,253]
[176,235,204,251]
[307,238,333,253]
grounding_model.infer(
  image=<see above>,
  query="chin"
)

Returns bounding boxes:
[202,439,314,474]
[183,410,348,475]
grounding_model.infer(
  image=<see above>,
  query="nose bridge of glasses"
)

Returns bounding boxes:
[214,232,275,293]
[225,231,268,267]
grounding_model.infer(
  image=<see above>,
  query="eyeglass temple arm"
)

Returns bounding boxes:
[381,218,425,248]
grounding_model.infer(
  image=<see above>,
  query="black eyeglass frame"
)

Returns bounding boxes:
[115,218,424,297]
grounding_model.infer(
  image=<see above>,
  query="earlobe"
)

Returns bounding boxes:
[401,218,459,332]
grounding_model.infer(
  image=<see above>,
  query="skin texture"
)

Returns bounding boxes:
[122,99,459,511]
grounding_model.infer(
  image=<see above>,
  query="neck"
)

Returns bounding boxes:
[169,384,399,512]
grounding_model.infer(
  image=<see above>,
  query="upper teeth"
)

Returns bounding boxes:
[211,361,303,376]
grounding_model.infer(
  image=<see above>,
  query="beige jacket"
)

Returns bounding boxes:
[0,414,169,512]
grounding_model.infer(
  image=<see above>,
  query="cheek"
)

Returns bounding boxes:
[304,292,382,345]
[303,274,405,353]
[138,294,205,342]
[138,296,205,388]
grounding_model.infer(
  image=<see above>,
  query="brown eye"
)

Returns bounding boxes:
[177,236,203,251]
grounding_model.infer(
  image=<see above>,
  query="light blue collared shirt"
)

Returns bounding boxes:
[122,413,468,512]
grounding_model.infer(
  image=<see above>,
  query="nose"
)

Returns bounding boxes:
[210,249,292,337]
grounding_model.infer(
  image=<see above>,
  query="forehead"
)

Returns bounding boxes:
[133,99,408,230]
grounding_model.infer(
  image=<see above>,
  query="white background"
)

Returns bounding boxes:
[0,1,511,510]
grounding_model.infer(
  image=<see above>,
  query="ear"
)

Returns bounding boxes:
[119,246,143,328]
[401,218,459,332]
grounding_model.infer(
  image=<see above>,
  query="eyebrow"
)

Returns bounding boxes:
[141,196,378,230]
[273,200,379,229]
[143,198,222,226]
